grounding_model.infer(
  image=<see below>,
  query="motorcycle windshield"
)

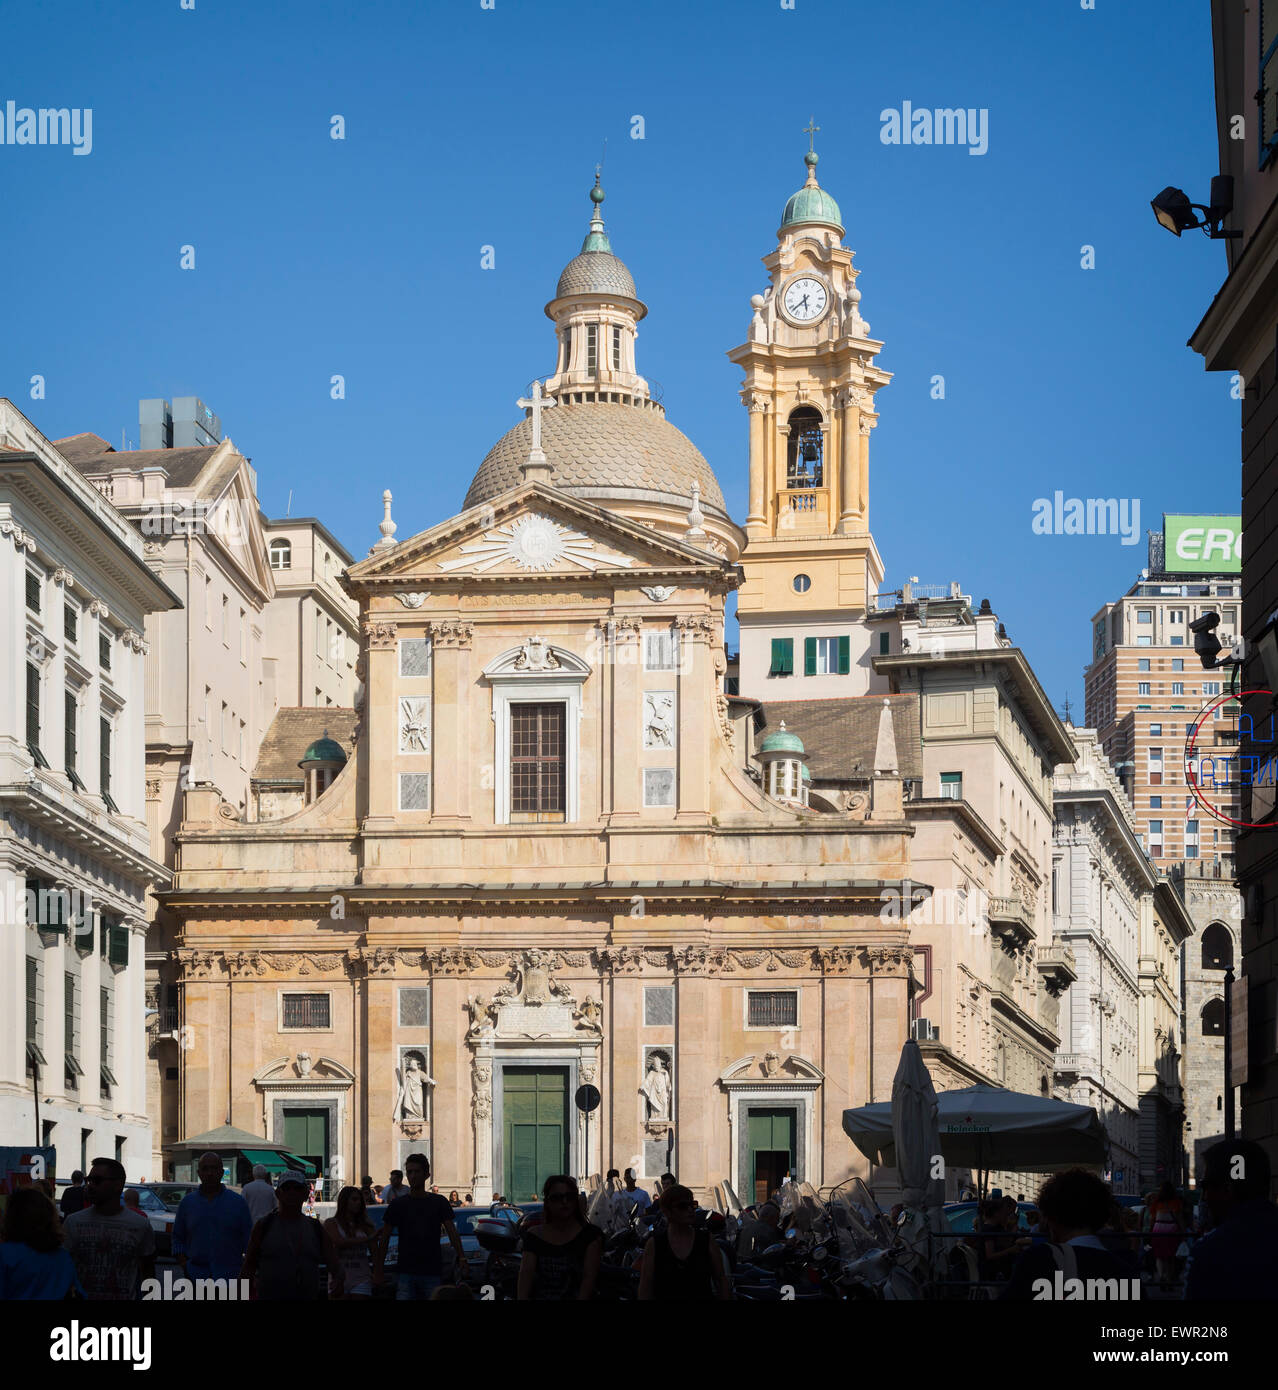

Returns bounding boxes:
[586,1179,627,1234]
[828,1180,890,1258]
[717,1181,744,1217]
[777,1181,830,1241]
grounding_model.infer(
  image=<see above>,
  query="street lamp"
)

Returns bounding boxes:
[1150,177,1241,239]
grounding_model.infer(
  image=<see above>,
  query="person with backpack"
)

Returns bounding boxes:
[241,1171,343,1300]
[1001,1169,1131,1300]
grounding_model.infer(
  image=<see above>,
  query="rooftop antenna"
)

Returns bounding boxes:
[1061,693,1074,724]
[286,489,293,517]
[121,428,127,452]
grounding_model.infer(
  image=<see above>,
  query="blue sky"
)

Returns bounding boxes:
[1,0,1235,712]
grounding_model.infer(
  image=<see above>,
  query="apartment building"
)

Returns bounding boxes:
[1052,729,1150,1195]
[52,403,357,1172]
[261,516,358,715]
[1084,526,1241,870]
[1084,518,1243,1187]
[0,401,175,1178]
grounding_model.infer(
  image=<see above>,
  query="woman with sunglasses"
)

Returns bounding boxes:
[638,1184,730,1300]
[516,1175,602,1300]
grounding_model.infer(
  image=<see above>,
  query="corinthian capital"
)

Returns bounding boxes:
[364,620,397,649]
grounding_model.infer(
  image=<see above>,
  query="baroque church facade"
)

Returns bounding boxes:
[160,152,918,1202]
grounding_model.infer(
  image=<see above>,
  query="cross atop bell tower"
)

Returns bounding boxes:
[728,139,894,700]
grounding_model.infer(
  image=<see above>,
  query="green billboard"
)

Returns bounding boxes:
[1164,514,1242,573]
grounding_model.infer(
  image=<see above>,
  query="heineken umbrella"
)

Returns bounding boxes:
[889,1041,948,1282]
[891,1040,946,1211]
[843,1083,1107,1173]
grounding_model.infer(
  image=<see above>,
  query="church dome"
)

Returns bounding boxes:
[556,251,638,301]
[551,175,644,307]
[780,150,843,233]
[464,400,727,515]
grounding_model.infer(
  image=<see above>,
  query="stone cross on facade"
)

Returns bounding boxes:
[518,380,557,481]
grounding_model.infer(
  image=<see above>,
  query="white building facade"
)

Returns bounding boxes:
[0,401,174,1180]
[1052,728,1143,1195]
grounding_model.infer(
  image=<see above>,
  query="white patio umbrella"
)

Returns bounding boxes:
[889,1040,948,1282]
[890,1039,946,1211]
[844,1082,1107,1185]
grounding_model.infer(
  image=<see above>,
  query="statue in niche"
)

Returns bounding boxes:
[393,1052,432,1121]
[641,1052,672,1120]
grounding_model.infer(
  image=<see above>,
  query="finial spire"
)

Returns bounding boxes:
[371,488,398,553]
[685,481,707,540]
[802,116,821,185]
[580,168,612,253]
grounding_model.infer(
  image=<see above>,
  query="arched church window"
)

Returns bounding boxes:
[786,407,823,489]
[1201,923,1233,971]
[1201,998,1225,1037]
[269,539,291,570]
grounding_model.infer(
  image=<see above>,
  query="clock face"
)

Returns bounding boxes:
[783,276,829,323]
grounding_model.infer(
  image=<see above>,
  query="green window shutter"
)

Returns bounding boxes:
[838,635,850,674]
[804,638,816,676]
[108,924,129,969]
[27,877,67,937]
[781,639,793,674]
[878,631,890,656]
[770,638,794,675]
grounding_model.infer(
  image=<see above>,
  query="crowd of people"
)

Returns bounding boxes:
[939,1139,1278,1300]
[2,1138,1275,1300]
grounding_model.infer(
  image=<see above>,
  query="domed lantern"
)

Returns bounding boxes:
[758,721,809,806]
[298,730,347,804]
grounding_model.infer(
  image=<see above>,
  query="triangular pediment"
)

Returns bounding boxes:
[347,484,731,590]
[200,453,275,600]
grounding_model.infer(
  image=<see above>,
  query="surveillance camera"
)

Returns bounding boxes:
[1191,611,1224,669]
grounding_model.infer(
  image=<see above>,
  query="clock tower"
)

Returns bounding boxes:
[729,133,892,698]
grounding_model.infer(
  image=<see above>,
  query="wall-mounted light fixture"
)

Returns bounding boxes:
[1151,176,1241,240]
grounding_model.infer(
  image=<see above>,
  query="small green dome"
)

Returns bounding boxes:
[299,732,347,769]
[781,183,843,232]
[761,723,806,756]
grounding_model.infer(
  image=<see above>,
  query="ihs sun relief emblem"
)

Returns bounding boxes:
[437,513,632,574]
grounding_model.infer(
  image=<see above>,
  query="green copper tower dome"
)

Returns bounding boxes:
[298,731,347,769]
[760,723,806,756]
[780,148,843,234]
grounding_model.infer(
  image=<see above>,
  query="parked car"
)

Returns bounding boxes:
[125,1183,199,1255]
[362,1202,523,1295]
[942,1201,1039,1234]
